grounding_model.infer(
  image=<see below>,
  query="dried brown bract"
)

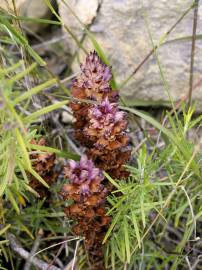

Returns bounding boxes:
[29,138,57,197]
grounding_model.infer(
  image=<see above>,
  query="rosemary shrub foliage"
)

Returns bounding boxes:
[0,13,78,269]
[0,60,74,267]
[104,106,202,269]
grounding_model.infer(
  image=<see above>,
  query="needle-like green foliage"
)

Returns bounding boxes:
[103,107,202,269]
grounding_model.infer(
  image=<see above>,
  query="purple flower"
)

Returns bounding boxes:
[87,98,125,137]
[80,183,90,196]
[65,155,104,196]
[80,155,93,170]
[69,160,77,170]
[73,51,112,94]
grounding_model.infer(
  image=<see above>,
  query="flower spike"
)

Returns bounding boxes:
[62,51,131,269]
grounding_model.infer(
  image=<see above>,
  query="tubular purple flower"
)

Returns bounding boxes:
[80,183,90,196]
[87,98,126,132]
[90,168,101,179]
[80,155,93,170]
[69,160,77,170]
[80,170,89,181]
[73,51,112,95]
[64,155,104,196]
[115,111,125,122]
[103,67,112,82]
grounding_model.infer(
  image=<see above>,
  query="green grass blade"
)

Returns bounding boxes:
[165,34,202,44]
[120,106,174,140]
[6,189,20,214]
[103,212,121,244]
[104,172,120,189]
[140,194,146,228]
[0,14,62,26]
[0,60,22,76]
[24,100,69,122]
[121,106,200,177]
[43,0,87,54]
[0,143,15,197]
[131,212,141,248]
[0,18,46,65]
[28,143,80,160]
[9,63,37,84]
[15,129,31,170]
[28,168,49,188]
[123,218,130,263]
[0,224,11,236]
[0,240,9,245]
[13,79,57,104]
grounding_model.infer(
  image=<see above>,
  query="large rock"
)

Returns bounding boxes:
[1,0,52,32]
[58,0,202,108]
[57,0,99,55]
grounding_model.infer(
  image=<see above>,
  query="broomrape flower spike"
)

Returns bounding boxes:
[70,51,119,147]
[61,155,110,270]
[73,51,112,96]
[61,51,131,269]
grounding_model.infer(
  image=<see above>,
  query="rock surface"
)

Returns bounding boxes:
[58,0,202,108]
[1,0,52,32]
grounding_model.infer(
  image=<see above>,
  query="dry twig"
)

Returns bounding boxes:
[7,233,61,270]
[23,229,43,270]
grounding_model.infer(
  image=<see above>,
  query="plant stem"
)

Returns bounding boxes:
[188,0,199,108]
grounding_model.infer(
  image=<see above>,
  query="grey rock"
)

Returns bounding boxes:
[61,111,75,124]
[58,0,99,54]
[58,0,202,109]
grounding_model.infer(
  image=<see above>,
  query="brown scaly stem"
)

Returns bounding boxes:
[188,0,199,108]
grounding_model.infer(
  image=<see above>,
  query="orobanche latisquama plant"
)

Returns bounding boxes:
[60,51,131,269]
[70,51,131,178]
